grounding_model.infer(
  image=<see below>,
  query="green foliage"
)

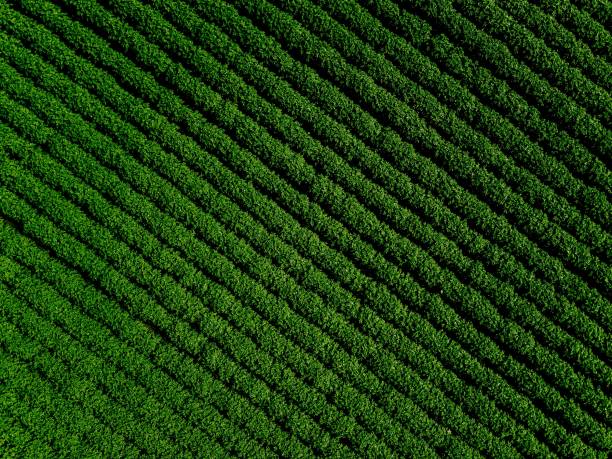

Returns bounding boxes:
[0,0,610,457]
[494,0,611,91]
[536,0,612,61]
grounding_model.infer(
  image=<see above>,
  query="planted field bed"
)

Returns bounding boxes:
[0,0,610,457]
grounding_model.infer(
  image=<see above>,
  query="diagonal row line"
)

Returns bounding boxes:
[2,0,608,454]
[0,65,462,456]
[0,261,225,457]
[397,0,611,161]
[496,0,612,92]
[190,0,611,327]
[535,0,612,62]
[311,0,611,243]
[243,0,611,299]
[0,313,137,458]
[361,0,611,201]
[0,183,317,457]
[452,0,611,126]
[22,0,608,452]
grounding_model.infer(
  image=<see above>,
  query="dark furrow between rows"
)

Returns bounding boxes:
[0,65,568,459]
[0,195,317,458]
[237,0,611,299]
[0,124,445,457]
[10,1,608,450]
[361,0,611,205]
[0,57,486,456]
[1,0,608,454]
[195,0,606,321]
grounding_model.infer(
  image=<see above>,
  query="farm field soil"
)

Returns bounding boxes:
[0,0,611,457]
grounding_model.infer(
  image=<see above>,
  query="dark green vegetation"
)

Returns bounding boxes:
[0,0,610,457]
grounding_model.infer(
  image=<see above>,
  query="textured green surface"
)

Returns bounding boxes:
[0,0,610,457]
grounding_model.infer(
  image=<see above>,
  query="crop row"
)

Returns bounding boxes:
[0,153,386,457]
[0,257,267,459]
[182,0,612,388]
[0,35,576,459]
[185,0,612,316]
[0,70,556,457]
[0,69,485,457]
[308,0,611,234]
[112,3,605,390]
[246,0,612,285]
[10,0,612,438]
[91,0,612,388]
[228,0,610,298]
[249,0,612,255]
[0,175,317,457]
[0,296,159,456]
[0,371,55,459]
[358,0,611,202]
[0,334,130,458]
[0,200,261,457]
[138,0,612,377]
[0,293,118,457]
[6,4,605,444]
[4,82,532,456]
[571,0,612,30]
[16,0,608,366]
[0,259,232,457]
[0,6,604,456]
[536,0,612,60]
[2,0,608,456]
[0,127,460,458]
[2,0,607,454]
[402,0,611,159]
[0,380,59,458]
[0,67,489,456]
[495,0,612,90]
[93,0,612,387]
[1,113,468,458]
[452,0,611,125]
[0,59,572,459]
[0,57,568,459]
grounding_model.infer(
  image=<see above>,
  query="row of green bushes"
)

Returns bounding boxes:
[0,274,173,457]
[452,0,611,124]
[359,0,610,200]
[5,0,612,452]
[220,0,609,350]
[0,290,135,457]
[157,0,612,396]
[186,0,611,318]
[0,174,320,457]
[405,0,611,157]
[0,50,544,457]
[494,0,611,90]
[0,258,221,457]
[99,0,612,392]
[0,54,559,458]
[572,0,612,28]
[135,0,612,396]
[0,46,477,456]
[308,0,610,239]
[160,0,608,426]
[0,59,483,457]
[58,0,612,433]
[225,0,610,298]
[537,0,612,60]
[2,3,608,456]
[8,0,608,452]
[0,178,266,457]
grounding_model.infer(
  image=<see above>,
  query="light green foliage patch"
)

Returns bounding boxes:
[0,0,610,457]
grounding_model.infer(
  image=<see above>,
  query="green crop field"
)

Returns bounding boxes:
[0,0,610,456]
